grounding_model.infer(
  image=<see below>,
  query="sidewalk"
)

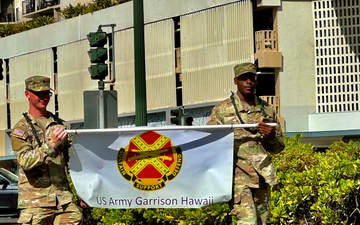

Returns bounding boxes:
[0,217,18,224]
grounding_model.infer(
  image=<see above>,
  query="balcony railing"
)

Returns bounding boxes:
[260,95,285,130]
[0,9,15,22]
[22,0,59,15]
[255,30,278,52]
[254,30,282,68]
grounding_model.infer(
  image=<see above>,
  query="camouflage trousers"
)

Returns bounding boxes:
[230,182,270,225]
[18,202,83,225]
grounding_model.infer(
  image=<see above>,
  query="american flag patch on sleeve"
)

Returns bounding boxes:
[13,129,25,137]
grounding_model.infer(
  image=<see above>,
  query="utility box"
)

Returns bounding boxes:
[84,90,118,129]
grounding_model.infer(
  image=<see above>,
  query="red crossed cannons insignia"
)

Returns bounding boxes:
[117,131,183,191]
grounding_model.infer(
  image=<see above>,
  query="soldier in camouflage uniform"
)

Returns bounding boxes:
[207,63,285,225]
[11,75,83,225]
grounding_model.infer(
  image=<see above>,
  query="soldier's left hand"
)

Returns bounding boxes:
[257,121,275,140]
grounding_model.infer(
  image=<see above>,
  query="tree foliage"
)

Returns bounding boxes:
[60,0,131,19]
[0,0,131,37]
[0,16,55,37]
[270,134,360,224]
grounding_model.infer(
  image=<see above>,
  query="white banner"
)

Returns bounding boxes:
[70,127,234,208]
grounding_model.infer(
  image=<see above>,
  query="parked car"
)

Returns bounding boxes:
[0,168,18,217]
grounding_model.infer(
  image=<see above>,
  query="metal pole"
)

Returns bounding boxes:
[98,80,105,129]
[111,25,116,83]
[133,0,147,126]
[97,24,116,129]
[180,107,185,125]
[67,123,278,134]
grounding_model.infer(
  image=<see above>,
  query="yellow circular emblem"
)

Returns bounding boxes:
[117,131,183,191]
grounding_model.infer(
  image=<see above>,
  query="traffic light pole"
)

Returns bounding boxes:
[169,107,193,126]
[133,0,147,126]
[98,80,105,128]
[92,24,115,129]
[180,107,185,125]
[0,59,3,80]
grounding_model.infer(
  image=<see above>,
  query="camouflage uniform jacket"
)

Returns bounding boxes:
[11,112,73,208]
[207,92,284,188]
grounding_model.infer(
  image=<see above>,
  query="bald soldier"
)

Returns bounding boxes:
[11,75,84,225]
[207,63,285,225]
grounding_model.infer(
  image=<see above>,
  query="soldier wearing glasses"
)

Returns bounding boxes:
[207,63,285,225]
[11,75,83,225]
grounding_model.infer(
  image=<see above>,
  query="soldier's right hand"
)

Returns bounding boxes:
[48,126,68,149]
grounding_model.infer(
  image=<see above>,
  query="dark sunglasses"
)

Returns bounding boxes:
[30,91,53,98]
[236,73,257,82]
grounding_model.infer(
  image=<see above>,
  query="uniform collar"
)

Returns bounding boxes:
[232,91,262,112]
[25,111,56,126]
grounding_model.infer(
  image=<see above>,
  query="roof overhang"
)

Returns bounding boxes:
[285,129,360,148]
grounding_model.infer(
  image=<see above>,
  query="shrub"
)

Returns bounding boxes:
[270,134,360,224]
[60,0,132,19]
[86,204,234,225]
[0,16,55,37]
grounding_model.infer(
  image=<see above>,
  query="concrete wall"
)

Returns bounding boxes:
[277,1,316,132]
[278,0,360,134]
[60,0,93,10]
[0,0,240,59]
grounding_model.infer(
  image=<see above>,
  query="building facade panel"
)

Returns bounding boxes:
[57,40,97,121]
[113,19,176,114]
[114,28,135,114]
[144,19,176,110]
[181,0,254,105]
[313,0,360,113]
[9,50,54,126]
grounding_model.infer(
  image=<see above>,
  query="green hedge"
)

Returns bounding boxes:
[78,135,360,224]
[0,16,55,37]
[60,0,131,19]
[0,0,131,38]
[270,134,360,224]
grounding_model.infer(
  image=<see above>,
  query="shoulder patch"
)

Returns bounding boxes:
[12,128,26,138]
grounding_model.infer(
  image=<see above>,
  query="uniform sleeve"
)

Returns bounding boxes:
[66,124,73,147]
[11,122,57,171]
[64,133,72,171]
[265,110,285,154]
[63,120,72,164]
[207,105,224,125]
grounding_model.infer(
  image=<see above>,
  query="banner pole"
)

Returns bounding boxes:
[67,123,277,134]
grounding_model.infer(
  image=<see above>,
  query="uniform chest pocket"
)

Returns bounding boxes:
[246,111,274,124]
[222,113,238,124]
[29,131,45,148]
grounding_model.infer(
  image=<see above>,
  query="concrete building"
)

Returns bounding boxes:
[1,0,360,169]
[0,0,92,22]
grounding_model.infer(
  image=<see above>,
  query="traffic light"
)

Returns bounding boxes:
[0,59,3,80]
[87,29,108,80]
[170,108,182,125]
